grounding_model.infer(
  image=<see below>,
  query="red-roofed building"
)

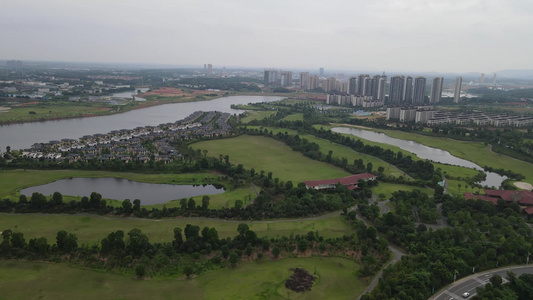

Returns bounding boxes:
[464,189,533,216]
[304,173,377,190]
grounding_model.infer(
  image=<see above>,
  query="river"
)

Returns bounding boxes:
[331,127,506,188]
[19,177,225,205]
[0,95,284,150]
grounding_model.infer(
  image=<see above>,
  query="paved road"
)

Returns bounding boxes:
[430,265,533,300]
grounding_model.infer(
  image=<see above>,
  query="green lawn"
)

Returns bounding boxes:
[0,257,365,300]
[0,102,118,123]
[192,135,350,183]
[337,125,533,185]
[0,213,351,245]
[251,126,405,178]
[372,182,434,200]
[241,110,276,123]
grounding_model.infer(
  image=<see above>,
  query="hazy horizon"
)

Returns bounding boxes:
[2,0,532,74]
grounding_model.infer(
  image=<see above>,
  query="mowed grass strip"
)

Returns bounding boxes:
[0,213,351,245]
[250,126,405,178]
[337,124,533,185]
[372,182,434,200]
[0,257,364,300]
[281,113,304,121]
[241,110,276,123]
[192,135,350,183]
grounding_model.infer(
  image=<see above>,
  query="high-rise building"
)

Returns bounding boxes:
[454,77,462,103]
[402,76,413,103]
[430,77,444,104]
[300,72,310,90]
[493,73,497,85]
[264,69,278,87]
[348,77,357,95]
[362,76,373,96]
[480,73,485,84]
[280,71,292,87]
[357,74,368,95]
[319,67,325,77]
[323,77,337,92]
[412,77,427,104]
[309,75,319,90]
[207,64,213,75]
[377,76,387,101]
[389,76,404,104]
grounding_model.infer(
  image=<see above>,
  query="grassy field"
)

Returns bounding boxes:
[192,135,350,183]
[338,125,533,185]
[0,213,351,245]
[0,101,120,123]
[251,126,405,178]
[0,256,365,300]
[372,182,434,200]
[241,110,276,123]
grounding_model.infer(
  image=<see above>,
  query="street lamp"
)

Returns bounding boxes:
[454,270,458,282]
[527,252,530,265]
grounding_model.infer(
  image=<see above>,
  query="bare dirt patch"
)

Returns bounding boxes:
[514,182,533,190]
[285,268,316,292]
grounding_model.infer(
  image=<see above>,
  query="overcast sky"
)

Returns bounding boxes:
[2,0,532,73]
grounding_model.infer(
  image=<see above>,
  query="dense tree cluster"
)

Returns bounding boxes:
[359,193,533,300]
[474,272,533,300]
[0,221,388,279]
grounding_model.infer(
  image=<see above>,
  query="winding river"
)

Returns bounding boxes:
[0,95,284,150]
[331,127,506,188]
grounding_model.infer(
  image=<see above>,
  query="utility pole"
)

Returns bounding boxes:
[527,252,530,265]
[454,270,458,282]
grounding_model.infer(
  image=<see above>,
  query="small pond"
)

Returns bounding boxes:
[19,177,225,205]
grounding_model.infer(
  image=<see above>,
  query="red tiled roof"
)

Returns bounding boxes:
[524,207,533,215]
[464,193,499,204]
[304,173,376,188]
[484,189,533,205]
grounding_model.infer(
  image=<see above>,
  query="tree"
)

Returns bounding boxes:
[184,265,194,278]
[237,223,249,236]
[229,252,238,266]
[201,196,210,210]
[90,192,102,208]
[367,162,373,172]
[56,230,78,253]
[122,199,133,214]
[489,274,503,288]
[221,245,230,259]
[135,264,146,278]
[133,199,141,211]
[52,192,63,206]
[272,247,281,258]
[187,198,196,210]
[180,198,187,210]
[245,242,253,256]
[173,227,183,247]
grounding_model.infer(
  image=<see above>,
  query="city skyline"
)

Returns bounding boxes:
[2,0,533,74]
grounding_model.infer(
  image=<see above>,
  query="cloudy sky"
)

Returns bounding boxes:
[2,0,532,73]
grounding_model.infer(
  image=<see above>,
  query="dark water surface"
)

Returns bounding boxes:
[20,177,225,205]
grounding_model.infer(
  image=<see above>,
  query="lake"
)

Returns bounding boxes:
[19,177,225,205]
[331,127,506,188]
[0,95,284,150]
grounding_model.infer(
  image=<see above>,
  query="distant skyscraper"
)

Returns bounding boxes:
[300,72,310,90]
[362,76,373,96]
[280,71,292,87]
[207,64,213,75]
[480,73,485,84]
[377,76,387,101]
[309,75,319,90]
[454,77,462,103]
[402,76,413,103]
[389,76,404,104]
[264,69,278,87]
[412,77,427,104]
[319,67,325,77]
[430,77,444,104]
[493,73,497,85]
[348,77,357,95]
